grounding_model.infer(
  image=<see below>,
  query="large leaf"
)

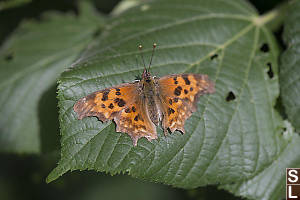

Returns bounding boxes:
[280,0,300,132]
[48,0,292,195]
[0,2,103,153]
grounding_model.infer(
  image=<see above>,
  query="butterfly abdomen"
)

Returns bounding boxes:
[140,77,161,126]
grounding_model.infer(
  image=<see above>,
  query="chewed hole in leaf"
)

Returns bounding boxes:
[274,96,287,119]
[260,43,269,52]
[210,53,218,60]
[93,28,101,38]
[226,91,236,102]
[280,127,287,136]
[267,62,274,78]
[4,52,14,61]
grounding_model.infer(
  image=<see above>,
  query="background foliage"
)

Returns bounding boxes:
[0,0,299,200]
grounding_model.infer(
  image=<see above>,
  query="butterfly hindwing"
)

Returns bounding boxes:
[157,74,215,133]
[115,101,157,146]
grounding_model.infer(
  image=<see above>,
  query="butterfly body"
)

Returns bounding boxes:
[74,68,215,146]
[139,70,163,126]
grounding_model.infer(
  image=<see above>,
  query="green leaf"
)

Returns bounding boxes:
[0,2,103,153]
[221,121,300,200]
[0,0,31,11]
[280,0,300,132]
[48,0,292,195]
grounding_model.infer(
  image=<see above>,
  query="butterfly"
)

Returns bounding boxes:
[73,43,215,146]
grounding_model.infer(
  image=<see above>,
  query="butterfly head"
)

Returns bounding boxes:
[142,68,152,81]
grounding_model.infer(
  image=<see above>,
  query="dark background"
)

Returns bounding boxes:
[0,0,285,200]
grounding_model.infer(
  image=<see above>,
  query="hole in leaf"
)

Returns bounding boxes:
[93,28,101,38]
[267,62,274,78]
[4,52,14,61]
[283,127,287,132]
[226,91,236,102]
[260,43,269,52]
[281,127,287,136]
[210,54,218,60]
[275,95,287,119]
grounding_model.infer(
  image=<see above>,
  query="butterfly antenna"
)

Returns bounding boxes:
[148,43,157,70]
[138,44,146,70]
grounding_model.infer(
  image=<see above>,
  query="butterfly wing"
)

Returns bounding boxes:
[74,82,156,146]
[114,100,157,146]
[157,74,215,133]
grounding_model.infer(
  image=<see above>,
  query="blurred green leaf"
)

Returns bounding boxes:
[0,0,31,11]
[71,174,184,200]
[280,0,300,132]
[48,0,296,198]
[0,2,104,153]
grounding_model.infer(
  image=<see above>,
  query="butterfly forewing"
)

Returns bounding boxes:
[74,83,137,121]
[157,74,215,133]
[73,82,157,146]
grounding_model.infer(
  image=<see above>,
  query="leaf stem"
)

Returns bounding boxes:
[253,0,292,30]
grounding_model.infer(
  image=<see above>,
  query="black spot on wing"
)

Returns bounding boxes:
[168,107,175,116]
[132,106,136,112]
[134,114,143,122]
[125,108,131,113]
[108,103,114,109]
[118,99,126,107]
[173,77,178,84]
[174,86,182,96]
[134,115,139,121]
[182,75,190,85]
[101,90,109,101]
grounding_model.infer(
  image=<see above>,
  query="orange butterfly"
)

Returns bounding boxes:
[74,44,215,146]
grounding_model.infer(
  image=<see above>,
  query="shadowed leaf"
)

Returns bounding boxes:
[280,0,300,132]
[0,2,103,153]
